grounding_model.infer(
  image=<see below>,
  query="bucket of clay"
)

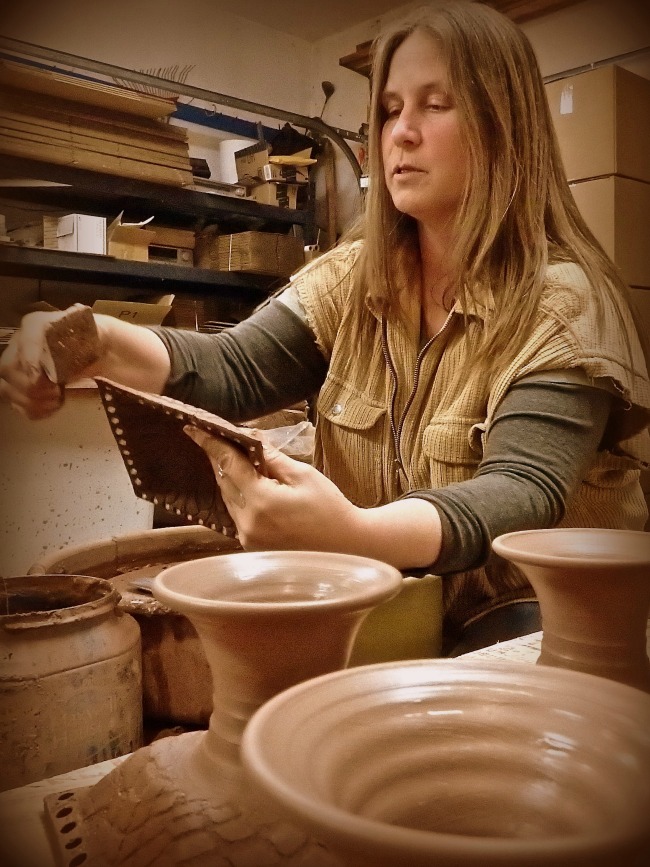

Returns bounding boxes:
[29,526,443,727]
[0,574,142,791]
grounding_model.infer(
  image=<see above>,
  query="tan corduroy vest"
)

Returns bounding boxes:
[294,241,650,628]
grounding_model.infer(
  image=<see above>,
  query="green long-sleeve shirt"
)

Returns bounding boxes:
[150,297,611,576]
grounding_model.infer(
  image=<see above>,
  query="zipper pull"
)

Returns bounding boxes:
[393,458,405,487]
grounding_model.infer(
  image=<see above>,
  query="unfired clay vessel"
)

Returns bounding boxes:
[0,574,142,792]
[31,525,444,725]
[492,528,650,691]
[242,658,650,867]
[45,550,402,866]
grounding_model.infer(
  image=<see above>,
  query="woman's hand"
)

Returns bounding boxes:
[184,426,443,569]
[0,306,172,421]
[0,312,67,420]
[185,424,360,552]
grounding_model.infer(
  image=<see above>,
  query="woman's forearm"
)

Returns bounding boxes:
[349,498,443,569]
[89,314,171,393]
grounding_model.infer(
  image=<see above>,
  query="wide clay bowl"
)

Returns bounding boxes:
[154,550,402,614]
[242,659,650,867]
[154,551,404,689]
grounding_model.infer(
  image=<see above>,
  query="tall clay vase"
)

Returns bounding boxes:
[492,528,650,692]
[45,550,402,866]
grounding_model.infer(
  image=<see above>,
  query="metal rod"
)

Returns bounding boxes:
[543,45,650,83]
[0,35,364,179]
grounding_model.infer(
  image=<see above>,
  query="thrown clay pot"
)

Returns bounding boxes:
[492,528,650,691]
[45,551,401,866]
[31,526,444,724]
[0,574,142,792]
[242,658,650,867]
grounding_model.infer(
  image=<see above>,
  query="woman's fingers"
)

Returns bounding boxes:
[0,366,64,419]
[184,425,258,511]
[0,316,67,419]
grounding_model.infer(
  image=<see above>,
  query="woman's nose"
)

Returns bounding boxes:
[391,108,420,147]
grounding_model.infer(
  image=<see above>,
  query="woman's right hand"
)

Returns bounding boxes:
[0,305,172,421]
[0,311,81,420]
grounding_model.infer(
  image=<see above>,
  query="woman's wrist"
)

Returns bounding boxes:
[350,497,442,570]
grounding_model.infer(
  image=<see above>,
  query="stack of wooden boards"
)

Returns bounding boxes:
[0,59,193,186]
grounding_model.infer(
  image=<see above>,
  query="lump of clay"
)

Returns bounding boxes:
[41,304,101,384]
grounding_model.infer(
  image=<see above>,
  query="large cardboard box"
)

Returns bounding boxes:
[107,213,156,262]
[546,65,650,184]
[195,229,304,279]
[627,286,650,527]
[570,175,650,287]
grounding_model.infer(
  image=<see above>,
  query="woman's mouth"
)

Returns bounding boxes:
[394,164,421,176]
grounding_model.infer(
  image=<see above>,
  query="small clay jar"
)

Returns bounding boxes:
[0,574,142,791]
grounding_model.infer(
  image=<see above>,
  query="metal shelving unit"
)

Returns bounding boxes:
[0,41,347,310]
[0,155,313,234]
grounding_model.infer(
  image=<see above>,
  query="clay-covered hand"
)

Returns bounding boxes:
[0,305,101,420]
[184,425,363,554]
[0,312,64,420]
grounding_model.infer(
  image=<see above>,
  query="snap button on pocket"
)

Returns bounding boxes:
[331,403,343,416]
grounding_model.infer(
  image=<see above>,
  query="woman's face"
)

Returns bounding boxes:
[381,29,468,228]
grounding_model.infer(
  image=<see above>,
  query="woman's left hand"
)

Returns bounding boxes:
[184,425,361,553]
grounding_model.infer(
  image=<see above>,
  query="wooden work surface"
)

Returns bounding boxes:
[3,627,649,867]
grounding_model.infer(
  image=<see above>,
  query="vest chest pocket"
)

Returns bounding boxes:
[421,421,483,488]
[316,382,387,507]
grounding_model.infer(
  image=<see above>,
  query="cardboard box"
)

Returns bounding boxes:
[195,229,304,279]
[570,175,650,287]
[235,143,314,186]
[43,213,106,254]
[260,162,310,184]
[107,212,156,262]
[546,65,650,184]
[630,287,650,333]
[247,181,299,209]
[235,142,269,185]
[92,294,174,325]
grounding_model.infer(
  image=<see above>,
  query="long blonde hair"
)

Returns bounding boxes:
[349,0,642,368]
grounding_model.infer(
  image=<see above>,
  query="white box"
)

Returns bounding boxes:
[54,214,106,254]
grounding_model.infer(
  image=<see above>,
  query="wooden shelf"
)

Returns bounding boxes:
[0,155,311,235]
[338,1,586,79]
[0,244,271,301]
[0,59,318,324]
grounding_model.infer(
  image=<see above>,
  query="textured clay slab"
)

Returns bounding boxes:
[42,304,101,383]
[95,377,266,536]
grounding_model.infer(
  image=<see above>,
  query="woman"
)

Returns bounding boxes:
[1,1,648,652]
